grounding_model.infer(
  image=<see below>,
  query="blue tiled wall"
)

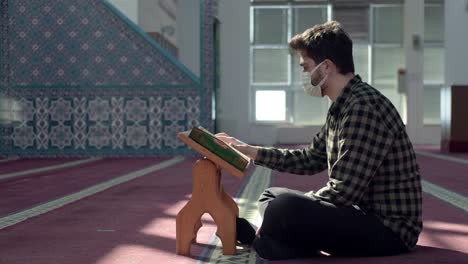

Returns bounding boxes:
[0,0,214,157]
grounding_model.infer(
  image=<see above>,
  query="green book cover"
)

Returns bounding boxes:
[188,127,249,172]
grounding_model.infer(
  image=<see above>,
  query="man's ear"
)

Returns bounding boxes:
[323,59,337,74]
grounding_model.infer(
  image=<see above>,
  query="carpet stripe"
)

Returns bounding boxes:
[0,157,19,163]
[422,179,468,213]
[0,157,102,181]
[415,151,468,212]
[0,156,185,230]
[416,150,468,165]
[198,166,273,264]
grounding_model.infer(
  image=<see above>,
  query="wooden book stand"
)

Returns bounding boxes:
[176,132,250,256]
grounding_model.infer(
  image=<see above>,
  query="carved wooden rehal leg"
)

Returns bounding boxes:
[176,158,239,256]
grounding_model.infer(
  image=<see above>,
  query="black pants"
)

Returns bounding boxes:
[255,187,408,259]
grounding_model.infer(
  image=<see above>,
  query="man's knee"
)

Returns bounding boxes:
[259,193,315,239]
[264,193,308,218]
[258,187,282,202]
[257,188,312,219]
[257,187,302,205]
[257,187,283,212]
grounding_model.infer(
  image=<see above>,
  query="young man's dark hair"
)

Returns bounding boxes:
[289,21,355,74]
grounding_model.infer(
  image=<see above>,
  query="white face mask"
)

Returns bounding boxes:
[302,61,329,97]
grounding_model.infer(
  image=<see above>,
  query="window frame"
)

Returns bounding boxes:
[249,3,332,125]
[250,1,444,126]
[423,2,444,125]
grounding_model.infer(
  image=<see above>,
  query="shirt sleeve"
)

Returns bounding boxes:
[254,124,328,175]
[311,103,394,206]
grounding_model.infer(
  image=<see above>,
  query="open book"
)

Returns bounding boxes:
[177,127,251,178]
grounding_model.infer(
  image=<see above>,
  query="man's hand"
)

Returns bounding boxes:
[215,132,259,160]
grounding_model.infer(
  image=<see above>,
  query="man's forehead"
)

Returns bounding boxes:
[298,51,315,65]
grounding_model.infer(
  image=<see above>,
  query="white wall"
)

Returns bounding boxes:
[139,0,178,45]
[217,0,251,141]
[176,0,200,77]
[218,0,277,145]
[404,0,425,144]
[109,0,198,76]
[445,0,468,86]
[107,0,138,24]
[217,0,322,145]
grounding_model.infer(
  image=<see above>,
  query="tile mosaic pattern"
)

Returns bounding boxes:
[0,0,214,157]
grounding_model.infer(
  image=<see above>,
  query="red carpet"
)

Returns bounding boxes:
[417,154,468,195]
[0,158,83,174]
[417,145,468,160]
[0,157,249,264]
[0,147,466,264]
[0,158,169,217]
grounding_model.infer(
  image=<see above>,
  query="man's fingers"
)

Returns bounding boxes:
[216,135,230,141]
[215,132,229,137]
[216,135,234,141]
[215,134,247,147]
[216,136,236,145]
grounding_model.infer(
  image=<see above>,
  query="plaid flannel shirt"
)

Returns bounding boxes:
[254,75,423,249]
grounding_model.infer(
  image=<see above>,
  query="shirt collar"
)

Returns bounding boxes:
[329,74,362,116]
